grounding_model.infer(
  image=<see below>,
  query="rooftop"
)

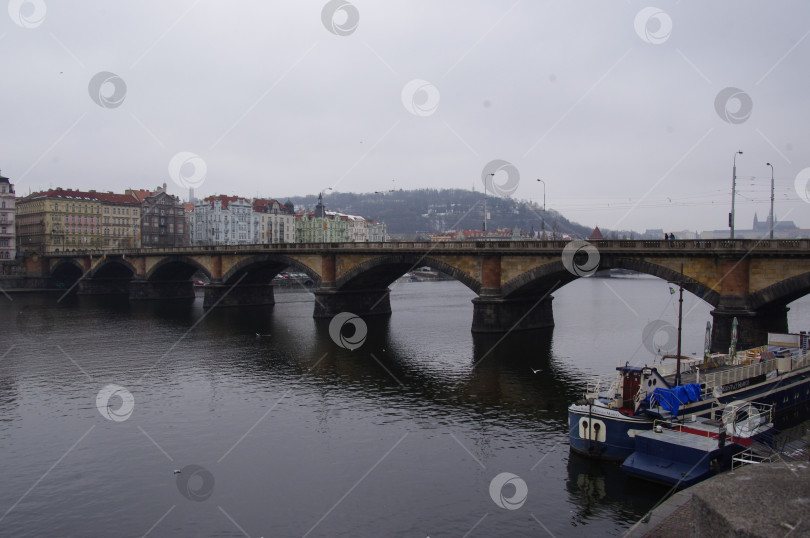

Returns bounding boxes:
[21,188,103,202]
[198,194,250,210]
[252,198,292,214]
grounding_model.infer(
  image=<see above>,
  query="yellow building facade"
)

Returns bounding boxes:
[17,189,142,254]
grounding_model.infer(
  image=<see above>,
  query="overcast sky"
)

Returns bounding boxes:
[2,0,809,232]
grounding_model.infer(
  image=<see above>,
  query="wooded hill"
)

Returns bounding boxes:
[287,189,593,239]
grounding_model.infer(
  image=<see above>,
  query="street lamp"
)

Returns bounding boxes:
[730,150,743,239]
[766,163,775,239]
[483,173,494,233]
[536,179,546,240]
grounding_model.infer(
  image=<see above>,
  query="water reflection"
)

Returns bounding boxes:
[119,298,590,429]
[470,330,586,421]
[0,290,647,435]
[0,371,19,420]
[6,280,805,535]
[566,452,670,528]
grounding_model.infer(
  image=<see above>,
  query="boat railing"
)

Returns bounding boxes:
[701,350,810,395]
[731,448,772,471]
[705,399,774,440]
[701,360,772,397]
[719,400,774,424]
[707,400,723,420]
[793,349,810,369]
[584,375,620,399]
[654,400,772,447]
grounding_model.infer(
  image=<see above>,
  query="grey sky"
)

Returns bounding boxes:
[1,0,809,233]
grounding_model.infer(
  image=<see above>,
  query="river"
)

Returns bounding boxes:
[1,276,808,536]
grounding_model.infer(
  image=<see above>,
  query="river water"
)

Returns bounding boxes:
[1,276,808,537]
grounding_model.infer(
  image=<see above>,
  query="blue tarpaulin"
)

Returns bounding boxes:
[647,383,702,416]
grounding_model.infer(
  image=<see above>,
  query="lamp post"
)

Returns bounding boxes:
[483,173,494,233]
[730,150,743,239]
[536,179,546,240]
[765,163,774,239]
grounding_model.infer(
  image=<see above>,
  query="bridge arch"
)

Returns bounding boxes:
[750,271,810,310]
[221,254,321,286]
[500,260,577,299]
[601,257,720,306]
[50,259,83,287]
[334,255,481,293]
[90,258,137,280]
[146,256,212,282]
[501,257,721,306]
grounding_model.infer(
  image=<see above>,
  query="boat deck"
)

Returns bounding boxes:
[639,428,718,451]
[660,346,808,388]
[621,417,756,488]
[662,361,758,386]
[636,419,743,451]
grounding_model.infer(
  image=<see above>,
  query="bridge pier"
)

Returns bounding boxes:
[129,279,195,301]
[710,303,789,353]
[312,288,391,318]
[471,295,554,333]
[77,278,130,295]
[203,282,275,308]
[708,256,791,352]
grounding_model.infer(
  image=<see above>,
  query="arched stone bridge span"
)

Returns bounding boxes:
[33,239,810,352]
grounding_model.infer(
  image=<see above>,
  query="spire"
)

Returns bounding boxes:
[315,192,325,218]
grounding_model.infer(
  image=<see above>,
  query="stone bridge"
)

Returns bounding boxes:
[29,239,810,352]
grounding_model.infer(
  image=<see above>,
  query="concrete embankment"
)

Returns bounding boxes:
[626,461,810,537]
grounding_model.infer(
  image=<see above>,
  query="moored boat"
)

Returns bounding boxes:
[568,331,810,461]
[620,401,774,488]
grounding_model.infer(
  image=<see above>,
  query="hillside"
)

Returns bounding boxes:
[286,189,593,239]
